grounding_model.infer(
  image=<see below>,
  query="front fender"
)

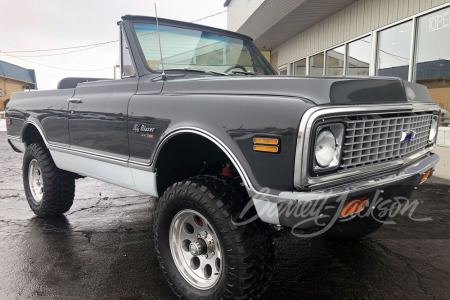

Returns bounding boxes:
[128,93,315,193]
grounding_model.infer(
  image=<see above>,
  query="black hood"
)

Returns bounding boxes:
[161,75,434,105]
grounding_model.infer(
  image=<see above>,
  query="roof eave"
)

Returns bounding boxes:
[0,75,37,85]
[234,0,358,50]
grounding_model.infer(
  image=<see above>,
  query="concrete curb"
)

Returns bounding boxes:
[432,146,450,182]
[436,127,450,147]
[0,118,5,132]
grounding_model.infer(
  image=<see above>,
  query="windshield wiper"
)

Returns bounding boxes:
[231,70,257,75]
[165,68,228,76]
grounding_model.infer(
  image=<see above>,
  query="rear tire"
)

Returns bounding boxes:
[23,143,75,217]
[155,175,274,299]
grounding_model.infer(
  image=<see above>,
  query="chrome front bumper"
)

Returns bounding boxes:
[252,153,440,227]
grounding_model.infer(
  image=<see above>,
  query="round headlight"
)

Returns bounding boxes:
[315,130,336,167]
[429,117,438,142]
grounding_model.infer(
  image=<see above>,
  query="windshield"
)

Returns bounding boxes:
[133,23,275,75]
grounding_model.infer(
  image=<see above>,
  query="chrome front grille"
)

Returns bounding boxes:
[341,113,433,170]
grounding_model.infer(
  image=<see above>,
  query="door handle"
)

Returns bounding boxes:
[67,97,83,103]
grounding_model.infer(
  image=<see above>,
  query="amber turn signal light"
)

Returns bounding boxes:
[339,197,369,218]
[253,137,280,153]
[253,138,279,145]
[420,170,431,185]
[253,145,279,153]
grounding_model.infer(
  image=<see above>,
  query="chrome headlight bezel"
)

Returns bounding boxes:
[312,123,344,173]
[428,115,439,144]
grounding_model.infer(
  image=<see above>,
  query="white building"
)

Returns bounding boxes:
[225,0,450,132]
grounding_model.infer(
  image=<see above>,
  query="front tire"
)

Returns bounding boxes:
[155,176,274,299]
[23,143,75,217]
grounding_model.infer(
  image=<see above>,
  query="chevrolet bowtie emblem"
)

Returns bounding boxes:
[400,130,416,142]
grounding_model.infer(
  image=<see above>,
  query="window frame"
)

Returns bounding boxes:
[375,20,414,80]
[291,57,307,76]
[325,45,346,76]
[120,25,137,79]
[129,21,276,76]
[278,64,287,75]
[308,52,325,76]
[345,35,372,77]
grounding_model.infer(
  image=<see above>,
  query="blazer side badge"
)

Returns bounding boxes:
[133,124,156,133]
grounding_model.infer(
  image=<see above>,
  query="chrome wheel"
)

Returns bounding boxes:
[169,209,222,290]
[28,159,44,202]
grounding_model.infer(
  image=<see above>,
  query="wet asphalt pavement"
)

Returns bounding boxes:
[1,131,449,300]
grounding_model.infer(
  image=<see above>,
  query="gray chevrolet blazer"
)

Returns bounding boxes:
[6,15,441,299]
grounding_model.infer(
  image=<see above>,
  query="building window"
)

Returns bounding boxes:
[278,64,287,75]
[414,6,450,126]
[309,53,324,76]
[326,45,345,76]
[293,58,307,75]
[377,21,412,80]
[347,36,371,76]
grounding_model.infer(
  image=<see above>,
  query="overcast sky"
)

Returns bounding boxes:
[0,0,227,90]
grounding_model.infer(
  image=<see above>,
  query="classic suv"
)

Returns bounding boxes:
[6,15,440,299]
